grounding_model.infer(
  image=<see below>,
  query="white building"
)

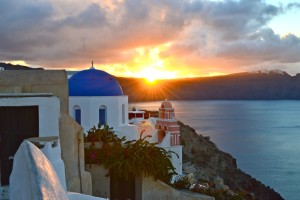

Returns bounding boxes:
[68,65,182,175]
[128,110,145,124]
[0,70,92,199]
[68,66,139,141]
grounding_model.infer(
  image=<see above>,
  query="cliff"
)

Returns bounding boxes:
[179,121,283,200]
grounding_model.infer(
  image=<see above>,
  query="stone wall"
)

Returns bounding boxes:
[60,113,92,194]
[87,164,214,200]
[85,165,110,198]
[0,70,69,113]
[142,177,214,200]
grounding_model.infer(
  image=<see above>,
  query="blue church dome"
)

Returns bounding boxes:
[68,67,123,96]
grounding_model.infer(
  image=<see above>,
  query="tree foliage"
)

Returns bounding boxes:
[85,124,177,183]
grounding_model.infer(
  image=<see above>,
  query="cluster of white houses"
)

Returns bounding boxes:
[0,65,183,199]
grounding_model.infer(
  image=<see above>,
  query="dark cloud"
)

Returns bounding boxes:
[0,0,299,74]
[216,28,300,63]
[0,0,188,67]
[62,3,107,28]
[184,0,281,39]
[168,0,300,71]
[287,3,300,9]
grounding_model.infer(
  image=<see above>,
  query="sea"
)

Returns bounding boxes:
[129,100,300,200]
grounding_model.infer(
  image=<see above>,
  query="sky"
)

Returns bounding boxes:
[1,0,300,79]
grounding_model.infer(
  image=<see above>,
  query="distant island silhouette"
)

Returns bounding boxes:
[117,70,300,102]
[0,62,43,70]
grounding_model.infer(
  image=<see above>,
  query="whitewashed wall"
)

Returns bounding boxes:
[69,96,128,133]
[0,96,60,137]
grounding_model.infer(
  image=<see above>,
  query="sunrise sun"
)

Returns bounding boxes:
[145,76,156,83]
[138,67,177,85]
[129,45,178,83]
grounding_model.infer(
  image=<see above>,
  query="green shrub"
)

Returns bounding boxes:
[85,125,178,183]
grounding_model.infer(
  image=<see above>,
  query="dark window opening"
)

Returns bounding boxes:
[75,109,81,125]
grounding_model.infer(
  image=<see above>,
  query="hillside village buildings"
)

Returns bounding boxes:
[0,66,183,199]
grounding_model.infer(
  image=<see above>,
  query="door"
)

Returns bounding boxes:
[110,172,135,200]
[0,106,39,185]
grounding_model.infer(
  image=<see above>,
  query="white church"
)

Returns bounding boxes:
[68,64,182,175]
[68,65,134,139]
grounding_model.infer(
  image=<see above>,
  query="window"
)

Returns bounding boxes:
[136,113,143,118]
[99,105,107,126]
[129,113,135,120]
[122,104,125,124]
[74,105,81,125]
[163,125,168,131]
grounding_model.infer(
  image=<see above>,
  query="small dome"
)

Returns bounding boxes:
[68,68,123,96]
[161,100,173,109]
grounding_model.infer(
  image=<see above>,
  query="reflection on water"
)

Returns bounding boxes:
[130,100,300,200]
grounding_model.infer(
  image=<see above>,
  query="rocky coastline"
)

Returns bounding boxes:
[179,121,283,200]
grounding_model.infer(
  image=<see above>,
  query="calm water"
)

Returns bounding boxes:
[130,100,300,200]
